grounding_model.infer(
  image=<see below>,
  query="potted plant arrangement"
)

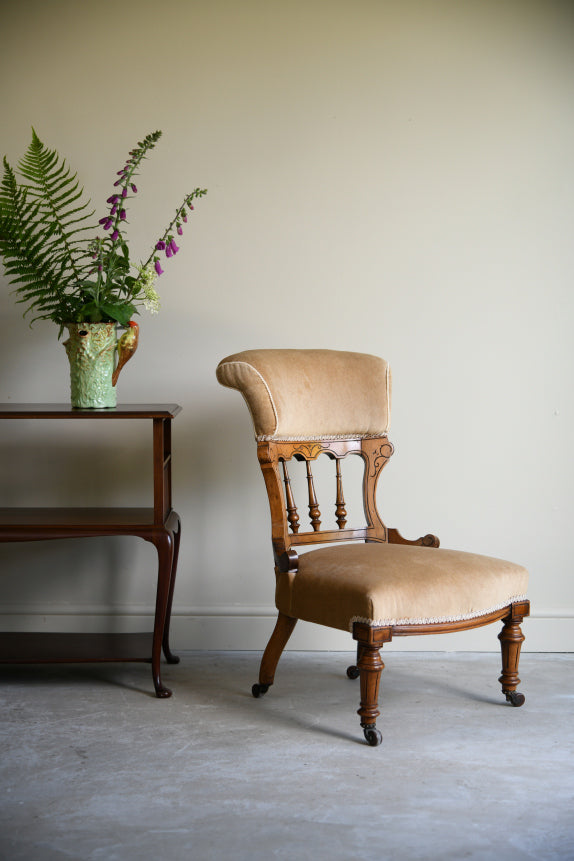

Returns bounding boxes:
[0,129,206,407]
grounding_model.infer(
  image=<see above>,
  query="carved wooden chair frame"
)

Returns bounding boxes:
[253,435,529,746]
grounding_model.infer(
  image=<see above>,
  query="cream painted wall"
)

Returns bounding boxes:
[0,0,572,652]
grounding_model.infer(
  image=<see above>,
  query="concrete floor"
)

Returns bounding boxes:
[0,651,573,861]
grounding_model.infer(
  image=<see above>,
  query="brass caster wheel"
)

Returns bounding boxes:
[252,683,269,698]
[505,690,525,707]
[363,726,382,747]
[346,665,360,680]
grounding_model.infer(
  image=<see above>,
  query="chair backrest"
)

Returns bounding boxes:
[216,349,393,570]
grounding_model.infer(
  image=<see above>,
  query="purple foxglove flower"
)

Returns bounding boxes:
[110,205,117,215]
[99,216,113,230]
[120,209,127,221]
[111,229,119,240]
[107,195,119,204]
[165,245,173,258]
[182,213,188,223]
[122,187,128,198]
[154,258,164,276]
[113,179,123,186]
[156,240,166,250]
[177,225,183,235]
[169,239,179,255]
[131,184,137,193]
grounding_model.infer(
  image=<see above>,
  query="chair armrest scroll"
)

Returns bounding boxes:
[387,527,440,548]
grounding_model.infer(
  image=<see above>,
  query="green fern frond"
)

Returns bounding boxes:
[0,133,97,323]
[16,131,95,280]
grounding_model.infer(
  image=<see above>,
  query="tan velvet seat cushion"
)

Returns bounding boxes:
[275,543,529,631]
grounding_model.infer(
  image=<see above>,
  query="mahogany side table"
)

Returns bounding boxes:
[0,403,182,697]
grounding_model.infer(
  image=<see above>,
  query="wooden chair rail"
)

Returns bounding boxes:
[258,436,393,559]
[388,600,530,637]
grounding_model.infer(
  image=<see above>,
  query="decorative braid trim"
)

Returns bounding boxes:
[257,432,388,442]
[348,595,528,631]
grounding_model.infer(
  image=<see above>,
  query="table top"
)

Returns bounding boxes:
[0,404,182,419]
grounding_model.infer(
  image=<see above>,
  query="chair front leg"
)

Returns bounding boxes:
[498,600,530,707]
[353,623,393,746]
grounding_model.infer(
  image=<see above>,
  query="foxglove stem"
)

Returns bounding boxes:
[139,187,207,272]
[104,132,162,245]
[90,133,205,315]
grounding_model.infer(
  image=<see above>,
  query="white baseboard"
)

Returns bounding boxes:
[0,606,572,652]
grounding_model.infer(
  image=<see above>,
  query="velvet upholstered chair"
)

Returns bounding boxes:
[216,349,530,746]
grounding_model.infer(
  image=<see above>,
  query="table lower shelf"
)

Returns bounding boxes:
[0,632,154,664]
[0,507,161,532]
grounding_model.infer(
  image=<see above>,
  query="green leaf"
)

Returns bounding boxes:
[75,301,102,322]
[100,302,134,325]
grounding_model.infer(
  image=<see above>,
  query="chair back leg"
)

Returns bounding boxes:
[252,612,297,697]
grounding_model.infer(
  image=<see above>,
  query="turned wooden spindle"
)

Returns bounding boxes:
[305,460,321,531]
[335,459,347,529]
[281,460,300,534]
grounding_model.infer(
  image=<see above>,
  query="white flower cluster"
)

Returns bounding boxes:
[138,264,161,314]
